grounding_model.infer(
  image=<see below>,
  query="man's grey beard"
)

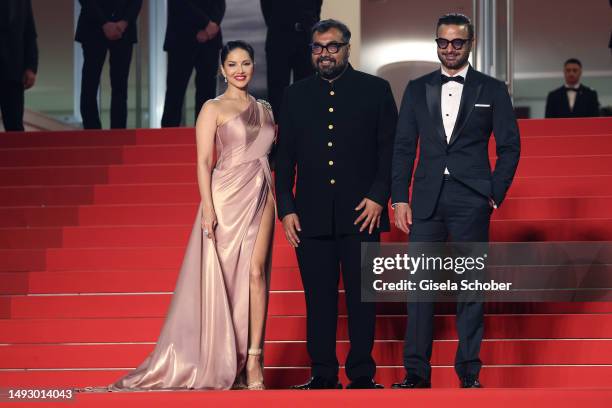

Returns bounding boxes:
[315,56,349,80]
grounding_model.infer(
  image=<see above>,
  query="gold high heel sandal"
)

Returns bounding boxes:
[246,348,265,390]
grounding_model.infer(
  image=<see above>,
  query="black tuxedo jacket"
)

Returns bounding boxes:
[545,85,600,118]
[275,65,398,237]
[260,0,322,31]
[164,0,226,51]
[391,66,521,220]
[0,0,37,81]
[75,0,143,44]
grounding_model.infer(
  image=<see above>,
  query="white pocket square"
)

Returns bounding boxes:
[475,104,491,107]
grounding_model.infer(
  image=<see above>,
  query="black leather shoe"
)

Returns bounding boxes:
[291,376,342,390]
[460,376,483,388]
[391,375,431,389]
[346,377,384,389]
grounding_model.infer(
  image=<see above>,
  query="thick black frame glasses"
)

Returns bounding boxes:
[435,38,473,50]
[310,42,348,55]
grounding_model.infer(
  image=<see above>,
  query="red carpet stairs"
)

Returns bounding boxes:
[1,118,612,399]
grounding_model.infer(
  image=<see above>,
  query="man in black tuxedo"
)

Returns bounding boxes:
[545,58,600,118]
[391,13,520,389]
[275,19,397,390]
[0,0,38,132]
[260,0,322,120]
[75,0,143,129]
[161,0,226,127]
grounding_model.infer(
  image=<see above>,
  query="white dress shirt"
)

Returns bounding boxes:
[441,64,469,174]
[565,82,580,111]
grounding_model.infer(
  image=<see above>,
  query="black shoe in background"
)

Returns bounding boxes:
[346,377,384,389]
[391,374,431,389]
[460,376,483,388]
[291,376,343,390]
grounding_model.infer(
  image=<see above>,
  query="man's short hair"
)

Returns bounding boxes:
[436,13,474,38]
[564,58,582,68]
[312,19,351,43]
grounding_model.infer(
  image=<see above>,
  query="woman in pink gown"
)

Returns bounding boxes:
[109,41,276,391]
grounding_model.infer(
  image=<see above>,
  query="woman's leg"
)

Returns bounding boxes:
[246,190,275,385]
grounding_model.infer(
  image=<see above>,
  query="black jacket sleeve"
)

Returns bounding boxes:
[24,0,38,73]
[544,91,554,118]
[260,0,273,26]
[274,89,298,220]
[391,81,419,204]
[588,89,601,117]
[367,81,398,207]
[491,80,521,206]
[179,0,225,28]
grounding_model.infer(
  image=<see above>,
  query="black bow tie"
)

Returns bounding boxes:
[441,75,465,85]
[565,87,578,92]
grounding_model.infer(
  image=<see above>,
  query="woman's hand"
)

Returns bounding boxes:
[201,206,218,240]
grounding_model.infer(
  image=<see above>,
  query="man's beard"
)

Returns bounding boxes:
[315,55,348,80]
[439,51,470,70]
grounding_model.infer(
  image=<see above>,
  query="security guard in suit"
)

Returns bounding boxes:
[260,0,322,120]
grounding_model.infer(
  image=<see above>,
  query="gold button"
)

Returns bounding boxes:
[328,124,334,130]
[330,91,335,96]
[329,161,334,166]
[327,141,333,147]
[329,107,334,113]
[330,179,336,184]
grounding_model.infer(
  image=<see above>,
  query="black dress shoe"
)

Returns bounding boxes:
[391,375,431,389]
[291,376,342,390]
[460,376,483,388]
[346,377,384,389]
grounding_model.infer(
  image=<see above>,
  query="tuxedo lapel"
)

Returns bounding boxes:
[425,74,447,146]
[449,67,482,146]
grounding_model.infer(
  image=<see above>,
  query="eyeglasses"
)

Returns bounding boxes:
[435,38,473,50]
[310,42,348,55]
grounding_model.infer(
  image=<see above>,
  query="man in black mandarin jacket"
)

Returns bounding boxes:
[260,0,322,119]
[275,19,397,390]
[545,58,600,118]
[391,14,520,389]
[161,0,226,127]
[0,0,38,131]
[76,0,143,129]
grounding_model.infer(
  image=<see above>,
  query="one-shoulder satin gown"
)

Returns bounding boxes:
[109,98,276,391]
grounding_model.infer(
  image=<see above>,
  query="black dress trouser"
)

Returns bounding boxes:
[296,222,379,381]
[405,176,492,381]
[80,39,134,129]
[265,27,313,120]
[0,79,25,131]
[161,41,220,127]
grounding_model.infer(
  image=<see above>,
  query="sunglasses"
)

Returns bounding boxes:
[310,42,348,55]
[435,38,473,50]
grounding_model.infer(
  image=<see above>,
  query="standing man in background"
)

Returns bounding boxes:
[161,0,226,127]
[545,58,600,118]
[0,0,38,132]
[76,0,143,129]
[261,0,322,119]
[391,13,520,389]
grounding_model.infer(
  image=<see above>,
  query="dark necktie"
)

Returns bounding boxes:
[441,75,465,85]
[565,87,578,93]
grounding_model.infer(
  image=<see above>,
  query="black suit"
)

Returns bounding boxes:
[275,65,398,381]
[75,0,143,129]
[0,0,37,131]
[545,85,600,118]
[261,0,322,120]
[391,66,520,381]
[161,0,225,127]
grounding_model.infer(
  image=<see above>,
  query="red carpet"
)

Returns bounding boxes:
[1,117,612,405]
